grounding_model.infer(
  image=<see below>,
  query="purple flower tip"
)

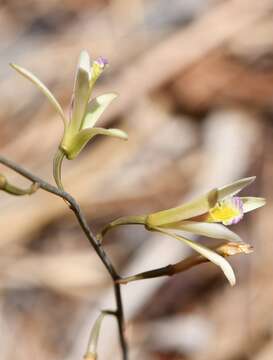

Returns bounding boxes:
[95,56,108,68]
[225,196,244,225]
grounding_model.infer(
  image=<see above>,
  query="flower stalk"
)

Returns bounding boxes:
[117,241,253,285]
[53,148,66,190]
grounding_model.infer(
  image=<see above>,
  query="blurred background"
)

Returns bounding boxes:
[0,0,272,359]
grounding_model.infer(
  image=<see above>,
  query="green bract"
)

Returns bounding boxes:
[10,51,128,189]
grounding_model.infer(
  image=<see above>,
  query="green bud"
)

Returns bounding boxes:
[84,313,105,360]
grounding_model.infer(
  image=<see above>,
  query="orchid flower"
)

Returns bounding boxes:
[99,177,265,286]
[10,51,128,189]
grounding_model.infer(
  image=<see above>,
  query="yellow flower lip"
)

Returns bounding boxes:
[208,196,244,226]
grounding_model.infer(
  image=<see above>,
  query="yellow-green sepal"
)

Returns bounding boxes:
[10,63,66,126]
[240,197,266,213]
[217,177,255,200]
[82,93,118,130]
[70,50,91,133]
[146,189,218,227]
[62,127,128,160]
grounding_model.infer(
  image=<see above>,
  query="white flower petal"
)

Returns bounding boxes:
[10,63,66,125]
[175,221,242,243]
[90,127,128,140]
[153,227,236,286]
[180,237,236,286]
[241,197,266,213]
[82,93,118,130]
[78,50,91,79]
[218,177,255,200]
[71,51,91,132]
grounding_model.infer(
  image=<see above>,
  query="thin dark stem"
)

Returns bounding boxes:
[114,283,128,359]
[0,155,128,360]
[117,257,205,284]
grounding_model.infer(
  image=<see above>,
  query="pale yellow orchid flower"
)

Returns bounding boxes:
[99,177,265,286]
[10,51,128,189]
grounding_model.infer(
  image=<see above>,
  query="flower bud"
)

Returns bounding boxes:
[83,312,105,360]
[0,174,38,196]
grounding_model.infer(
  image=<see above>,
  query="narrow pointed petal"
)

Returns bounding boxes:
[218,177,256,200]
[10,63,66,126]
[146,189,218,227]
[173,221,242,243]
[181,237,236,286]
[82,93,118,130]
[88,127,128,140]
[240,197,266,213]
[153,227,236,286]
[70,50,91,132]
[66,127,128,159]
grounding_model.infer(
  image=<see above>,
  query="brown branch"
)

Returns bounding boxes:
[117,242,253,284]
